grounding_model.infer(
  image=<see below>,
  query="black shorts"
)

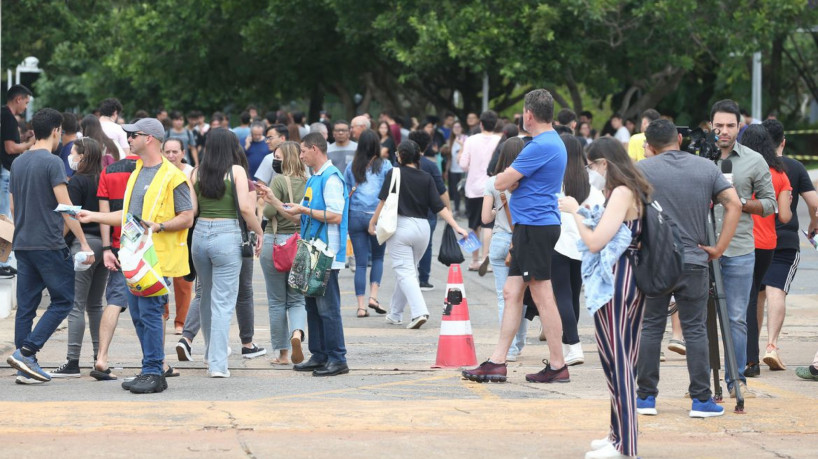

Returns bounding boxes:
[465,197,484,230]
[508,224,560,282]
[761,248,800,294]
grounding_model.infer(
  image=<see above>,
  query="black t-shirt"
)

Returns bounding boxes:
[68,173,101,239]
[379,166,444,219]
[776,156,815,250]
[1,106,21,170]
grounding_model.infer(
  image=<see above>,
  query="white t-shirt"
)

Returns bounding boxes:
[101,119,129,154]
[614,126,631,144]
[554,185,605,260]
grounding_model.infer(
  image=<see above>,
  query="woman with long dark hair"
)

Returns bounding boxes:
[51,138,109,377]
[345,129,392,317]
[257,141,309,364]
[741,124,792,375]
[81,115,119,165]
[369,140,468,329]
[377,121,396,164]
[553,134,606,367]
[190,128,263,377]
[559,137,652,458]
[479,137,526,360]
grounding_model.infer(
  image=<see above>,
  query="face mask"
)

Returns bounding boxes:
[588,169,605,190]
[272,159,283,174]
[69,155,80,171]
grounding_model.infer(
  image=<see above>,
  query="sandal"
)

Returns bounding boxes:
[90,367,117,381]
[468,261,482,271]
[164,366,181,378]
[290,330,305,364]
[477,257,491,277]
[368,297,387,314]
[357,307,370,318]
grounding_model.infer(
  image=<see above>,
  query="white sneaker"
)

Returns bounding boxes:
[563,342,585,366]
[590,436,612,450]
[506,353,518,362]
[585,443,629,458]
[209,370,231,378]
[406,315,428,329]
[385,316,403,325]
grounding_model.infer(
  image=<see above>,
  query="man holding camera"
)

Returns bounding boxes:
[710,100,776,398]
[635,119,741,417]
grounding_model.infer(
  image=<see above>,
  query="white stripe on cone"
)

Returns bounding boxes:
[439,320,473,336]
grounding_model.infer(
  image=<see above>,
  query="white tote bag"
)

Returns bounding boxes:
[376,167,401,244]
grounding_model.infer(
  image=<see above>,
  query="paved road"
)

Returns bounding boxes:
[1,204,817,458]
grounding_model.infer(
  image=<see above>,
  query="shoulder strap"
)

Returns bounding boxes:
[499,192,514,231]
[284,175,294,203]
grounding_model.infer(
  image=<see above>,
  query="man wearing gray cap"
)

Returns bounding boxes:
[78,118,195,394]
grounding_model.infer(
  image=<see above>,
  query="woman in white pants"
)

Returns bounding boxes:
[369,140,469,329]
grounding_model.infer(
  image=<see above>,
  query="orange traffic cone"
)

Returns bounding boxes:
[432,264,477,368]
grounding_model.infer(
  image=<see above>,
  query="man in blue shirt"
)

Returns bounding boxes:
[462,89,568,384]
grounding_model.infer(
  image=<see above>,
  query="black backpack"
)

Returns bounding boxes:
[632,195,684,297]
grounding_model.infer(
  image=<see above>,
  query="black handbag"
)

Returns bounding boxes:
[228,169,254,258]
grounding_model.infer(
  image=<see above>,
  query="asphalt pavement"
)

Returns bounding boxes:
[1,201,817,458]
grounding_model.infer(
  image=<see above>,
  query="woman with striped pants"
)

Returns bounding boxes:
[559,138,652,459]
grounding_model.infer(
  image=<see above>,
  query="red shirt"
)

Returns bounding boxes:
[753,168,792,250]
[97,155,139,248]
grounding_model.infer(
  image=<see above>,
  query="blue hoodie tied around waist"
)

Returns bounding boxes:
[576,204,635,316]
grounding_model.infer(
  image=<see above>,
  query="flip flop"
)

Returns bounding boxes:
[164,366,180,378]
[270,358,291,366]
[368,297,387,315]
[90,367,117,381]
[290,330,305,364]
[477,257,491,277]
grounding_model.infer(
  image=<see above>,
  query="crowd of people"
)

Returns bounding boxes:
[3,83,818,458]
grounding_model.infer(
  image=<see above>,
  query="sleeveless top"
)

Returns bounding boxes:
[195,178,237,219]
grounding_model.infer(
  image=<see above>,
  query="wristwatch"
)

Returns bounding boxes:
[740,197,747,206]
[102,246,112,251]
[158,223,166,233]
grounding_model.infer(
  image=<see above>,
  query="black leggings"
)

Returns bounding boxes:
[746,248,775,364]
[551,251,583,344]
[448,171,463,212]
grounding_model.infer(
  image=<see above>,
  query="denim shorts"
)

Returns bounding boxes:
[105,264,129,309]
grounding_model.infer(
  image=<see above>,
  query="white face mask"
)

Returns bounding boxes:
[69,155,80,171]
[588,169,605,190]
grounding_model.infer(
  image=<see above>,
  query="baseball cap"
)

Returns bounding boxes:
[121,118,166,141]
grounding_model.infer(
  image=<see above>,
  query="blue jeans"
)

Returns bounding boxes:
[192,220,242,374]
[418,215,437,283]
[305,269,347,364]
[260,233,306,351]
[348,210,385,296]
[127,290,168,375]
[0,167,11,268]
[488,231,527,357]
[14,249,75,353]
[720,252,755,388]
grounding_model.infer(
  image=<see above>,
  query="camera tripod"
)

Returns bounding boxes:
[705,206,745,413]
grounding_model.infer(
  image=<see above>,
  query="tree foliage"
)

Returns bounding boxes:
[2,0,818,125]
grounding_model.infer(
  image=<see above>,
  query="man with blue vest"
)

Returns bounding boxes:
[78,118,194,393]
[284,132,350,377]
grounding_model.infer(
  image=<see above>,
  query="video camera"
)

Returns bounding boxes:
[677,126,720,162]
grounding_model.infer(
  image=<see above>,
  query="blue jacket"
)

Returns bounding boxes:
[576,204,634,315]
[300,162,349,263]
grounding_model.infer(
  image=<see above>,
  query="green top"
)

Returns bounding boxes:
[264,174,306,234]
[714,142,776,257]
[195,179,237,219]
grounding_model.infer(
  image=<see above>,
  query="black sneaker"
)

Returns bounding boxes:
[744,363,760,378]
[176,338,192,361]
[0,266,15,278]
[241,343,267,359]
[50,359,81,378]
[129,374,167,394]
[419,281,434,291]
[121,374,142,391]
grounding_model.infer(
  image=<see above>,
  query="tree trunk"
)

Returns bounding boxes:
[620,67,686,119]
[565,70,584,113]
[307,85,324,124]
[767,34,785,116]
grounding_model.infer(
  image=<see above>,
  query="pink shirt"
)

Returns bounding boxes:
[458,133,500,198]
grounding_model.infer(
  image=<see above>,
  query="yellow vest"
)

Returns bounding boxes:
[122,157,190,277]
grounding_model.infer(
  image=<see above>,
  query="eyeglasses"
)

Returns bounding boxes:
[127,132,151,139]
[333,129,349,133]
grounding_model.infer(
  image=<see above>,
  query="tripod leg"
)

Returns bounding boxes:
[706,294,722,402]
